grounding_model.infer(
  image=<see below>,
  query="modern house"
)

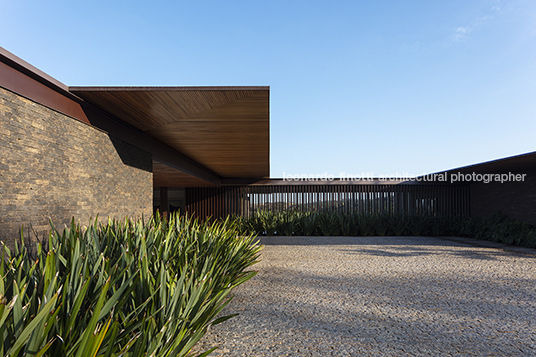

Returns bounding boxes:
[1,46,535,248]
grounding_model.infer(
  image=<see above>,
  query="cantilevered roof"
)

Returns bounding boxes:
[70,86,270,180]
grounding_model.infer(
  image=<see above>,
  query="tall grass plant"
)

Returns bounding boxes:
[1,213,261,357]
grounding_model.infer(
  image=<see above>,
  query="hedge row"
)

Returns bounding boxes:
[230,210,536,248]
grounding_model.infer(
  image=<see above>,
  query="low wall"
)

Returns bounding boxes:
[0,87,153,249]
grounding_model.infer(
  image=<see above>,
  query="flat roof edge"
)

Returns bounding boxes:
[227,178,450,186]
[69,86,270,92]
[430,150,536,175]
[0,46,70,94]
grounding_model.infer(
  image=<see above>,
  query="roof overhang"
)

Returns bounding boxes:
[1,46,270,188]
[70,86,270,186]
[427,151,536,183]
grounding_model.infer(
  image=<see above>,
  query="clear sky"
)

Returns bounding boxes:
[2,0,535,178]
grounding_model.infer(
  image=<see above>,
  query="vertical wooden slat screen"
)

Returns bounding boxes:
[185,184,470,220]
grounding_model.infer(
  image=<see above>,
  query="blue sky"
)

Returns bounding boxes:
[2,0,535,178]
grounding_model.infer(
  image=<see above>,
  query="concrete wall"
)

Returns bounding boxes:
[470,170,536,225]
[0,87,153,249]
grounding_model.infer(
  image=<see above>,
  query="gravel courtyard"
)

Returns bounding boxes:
[194,236,536,356]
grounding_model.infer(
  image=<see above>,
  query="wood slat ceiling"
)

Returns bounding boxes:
[70,86,270,182]
[152,161,217,188]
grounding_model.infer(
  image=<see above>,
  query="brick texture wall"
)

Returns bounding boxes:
[0,87,153,249]
[470,170,536,226]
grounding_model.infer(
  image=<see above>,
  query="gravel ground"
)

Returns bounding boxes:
[193,236,536,356]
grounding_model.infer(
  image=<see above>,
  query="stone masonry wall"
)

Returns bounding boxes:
[0,87,153,249]
[470,170,536,226]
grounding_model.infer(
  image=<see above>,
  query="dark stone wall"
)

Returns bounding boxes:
[0,87,153,249]
[470,170,536,225]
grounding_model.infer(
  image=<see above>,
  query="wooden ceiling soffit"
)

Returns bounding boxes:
[153,161,217,188]
[145,92,269,178]
[69,86,270,179]
[69,87,268,131]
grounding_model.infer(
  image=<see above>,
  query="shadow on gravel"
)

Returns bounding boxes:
[196,237,536,355]
[244,274,533,327]
[259,236,518,260]
[259,236,443,246]
[337,246,505,260]
[203,264,536,355]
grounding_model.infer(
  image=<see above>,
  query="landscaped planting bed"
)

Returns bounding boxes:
[232,210,536,248]
[0,213,261,357]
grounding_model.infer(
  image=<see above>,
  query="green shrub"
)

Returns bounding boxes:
[280,211,299,236]
[318,212,341,236]
[357,214,375,236]
[406,214,430,236]
[1,213,261,357]
[456,212,536,248]
[389,213,409,236]
[231,209,536,249]
[299,212,319,236]
[373,213,391,236]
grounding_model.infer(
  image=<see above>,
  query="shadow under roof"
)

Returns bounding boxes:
[70,86,270,180]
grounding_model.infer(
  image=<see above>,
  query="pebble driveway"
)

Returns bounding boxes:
[193,236,536,356]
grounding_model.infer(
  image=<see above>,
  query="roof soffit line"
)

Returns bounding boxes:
[68,87,269,131]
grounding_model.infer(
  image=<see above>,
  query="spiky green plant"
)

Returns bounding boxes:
[318,212,341,236]
[255,211,277,236]
[357,214,374,236]
[338,213,352,236]
[279,211,299,236]
[389,213,409,236]
[407,214,430,236]
[373,213,391,236]
[299,212,318,236]
[0,213,261,357]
